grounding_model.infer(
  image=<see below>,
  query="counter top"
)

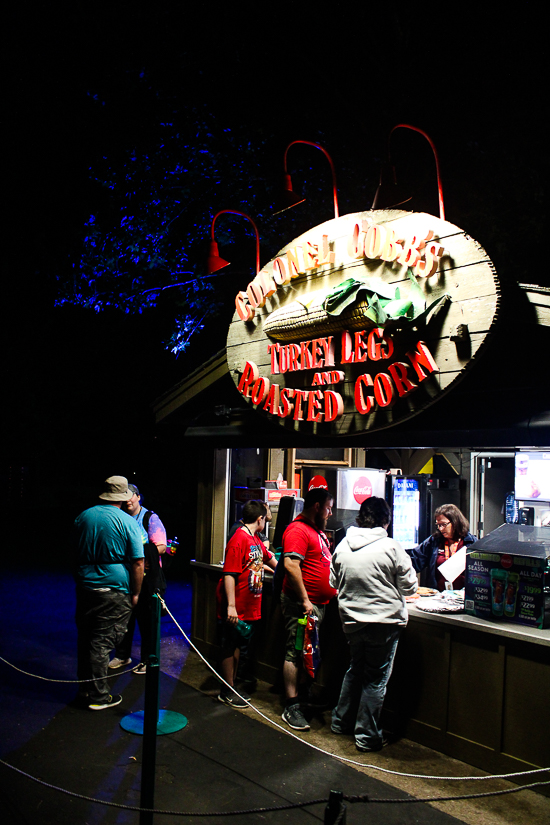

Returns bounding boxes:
[191,560,224,571]
[190,561,550,647]
[407,600,550,646]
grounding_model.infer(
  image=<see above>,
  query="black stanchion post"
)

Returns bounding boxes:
[324,789,347,824]
[140,593,161,825]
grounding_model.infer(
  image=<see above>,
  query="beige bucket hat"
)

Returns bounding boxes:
[99,475,132,501]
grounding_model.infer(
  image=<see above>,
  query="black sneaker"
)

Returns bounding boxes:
[218,688,250,708]
[282,703,310,731]
[356,736,389,752]
[88,694,123,711]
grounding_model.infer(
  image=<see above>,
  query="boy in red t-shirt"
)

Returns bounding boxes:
[217,500,276,707]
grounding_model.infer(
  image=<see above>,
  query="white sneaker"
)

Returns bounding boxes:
[108,657,132,669]
[89,693,123,711]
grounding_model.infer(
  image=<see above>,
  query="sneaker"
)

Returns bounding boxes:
[108,657,132,669]
[89,694,123,711]
[218,688,250,708]
[133,663,147,674]
[356,736,389,752]
[282,703,310,731]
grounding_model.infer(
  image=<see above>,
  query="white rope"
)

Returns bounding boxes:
[1,597,547,786]
[161,601,550,784]
[1,756,547,815]
[0,655,138,683]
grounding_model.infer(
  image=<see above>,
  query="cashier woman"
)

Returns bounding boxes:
[406,504,476,591]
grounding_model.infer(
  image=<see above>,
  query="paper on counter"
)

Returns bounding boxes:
[438,546,467,583]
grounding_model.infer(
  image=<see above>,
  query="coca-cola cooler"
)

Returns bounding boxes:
[336,468,388,541]
[387,475,460,558]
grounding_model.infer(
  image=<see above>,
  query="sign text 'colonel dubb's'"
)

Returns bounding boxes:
[226,210,499,436]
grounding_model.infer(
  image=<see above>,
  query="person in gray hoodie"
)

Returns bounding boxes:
[330,496,417,752]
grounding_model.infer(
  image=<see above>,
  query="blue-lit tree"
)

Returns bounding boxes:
[55,82,372,357]
[55,111,267,354]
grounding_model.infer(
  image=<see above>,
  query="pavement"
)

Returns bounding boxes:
[1,567,548,824]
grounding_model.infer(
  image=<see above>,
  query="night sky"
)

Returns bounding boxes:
[4,6,546,507]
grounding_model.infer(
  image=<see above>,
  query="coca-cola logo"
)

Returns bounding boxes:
[353,476,372,504]
[501,554,513,570]
[308,475,328,491]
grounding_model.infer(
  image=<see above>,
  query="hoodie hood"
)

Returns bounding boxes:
[346,525,388,551]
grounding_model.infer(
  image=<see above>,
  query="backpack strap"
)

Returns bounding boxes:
[140,510,165,595]
[142,509,153,534]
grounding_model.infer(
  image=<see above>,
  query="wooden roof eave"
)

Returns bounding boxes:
[152,349,228,423]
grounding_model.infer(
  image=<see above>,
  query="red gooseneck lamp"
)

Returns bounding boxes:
[206,210,261,276]
[372,124,445,220]
[275,140,339,219]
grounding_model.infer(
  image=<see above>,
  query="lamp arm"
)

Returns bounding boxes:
[210,210,260,275]
[283,141,339,219]
[389,124,445,221]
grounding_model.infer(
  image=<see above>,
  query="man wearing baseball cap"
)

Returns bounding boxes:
[74,476,144,710]
[109,482,169,673]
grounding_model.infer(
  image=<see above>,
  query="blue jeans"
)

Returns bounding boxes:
[332,624,401,749]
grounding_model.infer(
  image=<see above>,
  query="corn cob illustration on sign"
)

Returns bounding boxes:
[226,210,499,436]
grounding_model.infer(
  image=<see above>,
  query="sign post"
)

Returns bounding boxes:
[118,595,188,823]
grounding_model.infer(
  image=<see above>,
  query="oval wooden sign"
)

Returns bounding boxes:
[226,210,499,436]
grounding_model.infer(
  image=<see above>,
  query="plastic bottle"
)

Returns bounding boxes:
[236,619,253,639]
[491,568,507,617]
[295,614,308,650]
[504,572,519,618]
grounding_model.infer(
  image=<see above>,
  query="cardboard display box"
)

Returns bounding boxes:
[465,524,550,629]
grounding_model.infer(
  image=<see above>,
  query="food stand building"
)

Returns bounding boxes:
[153,205,550,780]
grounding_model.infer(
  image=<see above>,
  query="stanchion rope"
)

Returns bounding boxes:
[162,599,550,784]
[0,757,548,817]
[1,597,548,786]
[0,655,138,683]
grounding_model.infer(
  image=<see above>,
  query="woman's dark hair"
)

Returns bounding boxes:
[356,496,391,529]
[242,500,267,523]
[433,503,469,545]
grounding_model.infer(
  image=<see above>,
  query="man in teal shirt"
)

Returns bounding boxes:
[74,476,144,710]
